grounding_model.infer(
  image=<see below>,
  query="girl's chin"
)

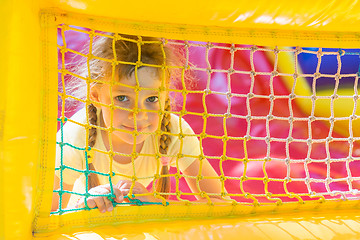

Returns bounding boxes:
[116,133,148,145]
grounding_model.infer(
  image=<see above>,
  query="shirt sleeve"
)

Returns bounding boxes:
[55,120,87,185]
[167,115,201,171]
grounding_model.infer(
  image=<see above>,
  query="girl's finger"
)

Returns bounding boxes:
[116,180,132,189]
[104,197,113,212]
[86,198,97,208]
[120,188,130,197]
[113,187,124,203]
[93,197,106,213]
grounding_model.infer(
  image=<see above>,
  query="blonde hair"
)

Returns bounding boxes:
[85,34,176,198]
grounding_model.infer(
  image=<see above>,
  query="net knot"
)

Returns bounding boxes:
[224,113,232,118]
[295,46,302,54]
[200,132,207,139]
[308,116,316,122]
[135,61,143,68]
[338,49,345,56]
[331,94,338,100]
[264,156,271,162]
[273,47,280,54]
[131,152,139,159]
[220,155,228,161]
[206,42,214,49]
[334,74,341,80]
[178,133,185,139]
[250,46,258,51]
[289,93,296,99]
[179,110,187,117]
[228,68,235,74]
[325,177,332,184]
[266,114,274,121]
[87,149,94,164]
[132,131,139,137]
[314,72,321,78]
[241,176,248,181]
[200,191,207,198]
[60,47,67,54]
[247,92,254,99]
[317,49,323,57]
[271,71,278,77]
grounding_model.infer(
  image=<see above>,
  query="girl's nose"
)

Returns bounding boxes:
[129,104,148,121]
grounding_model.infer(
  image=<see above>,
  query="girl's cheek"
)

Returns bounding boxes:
[151,114,161,126]
[114,109,128,119]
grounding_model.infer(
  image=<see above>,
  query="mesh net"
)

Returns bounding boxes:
[53,24,360,215]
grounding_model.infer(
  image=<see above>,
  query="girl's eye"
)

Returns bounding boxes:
[115,95,128,102]
[146,96,158,103]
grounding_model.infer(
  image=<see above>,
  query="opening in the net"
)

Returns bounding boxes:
[52,24,360,215]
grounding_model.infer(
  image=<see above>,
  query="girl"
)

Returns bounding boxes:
[52,33,225,213]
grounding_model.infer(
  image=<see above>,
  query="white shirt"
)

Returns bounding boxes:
[55,108,201,204]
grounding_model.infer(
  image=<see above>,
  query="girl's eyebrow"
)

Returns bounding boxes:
[113,88,159,94]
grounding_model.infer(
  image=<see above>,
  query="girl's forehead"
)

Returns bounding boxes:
[117,67,162,88]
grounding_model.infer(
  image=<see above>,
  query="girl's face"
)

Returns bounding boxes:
[90,67,166,145]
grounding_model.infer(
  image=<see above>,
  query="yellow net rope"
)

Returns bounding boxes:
[54,24,360,215]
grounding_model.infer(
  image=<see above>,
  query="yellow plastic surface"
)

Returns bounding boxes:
[2,0,360,240]
[47,1,360,48]
[34,209,360,240]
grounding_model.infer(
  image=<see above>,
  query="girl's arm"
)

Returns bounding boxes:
[52,175,73,211]
[182,158,225,201]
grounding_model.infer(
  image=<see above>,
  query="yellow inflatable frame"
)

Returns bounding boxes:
[2,0,360,239]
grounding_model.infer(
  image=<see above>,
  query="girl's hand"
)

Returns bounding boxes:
[75,184,123,213]
[116,180,158,202]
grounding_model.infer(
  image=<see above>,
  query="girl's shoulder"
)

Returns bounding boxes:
[169,113,195,135]
[57,108,88,144]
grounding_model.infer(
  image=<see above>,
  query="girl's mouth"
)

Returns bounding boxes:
[122,125,146,132]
